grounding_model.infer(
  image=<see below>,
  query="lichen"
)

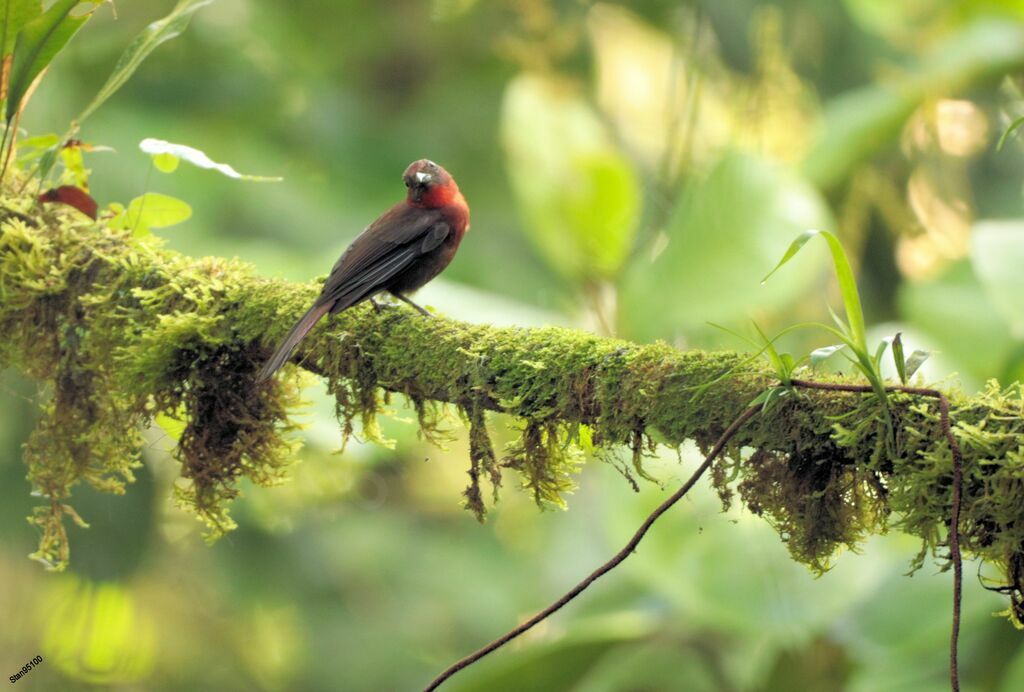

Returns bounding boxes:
[4,197,1024,625]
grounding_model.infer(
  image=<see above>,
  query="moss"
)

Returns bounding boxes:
[4,199,1024,625]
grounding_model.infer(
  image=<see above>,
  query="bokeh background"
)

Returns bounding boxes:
[3,0,1024,689]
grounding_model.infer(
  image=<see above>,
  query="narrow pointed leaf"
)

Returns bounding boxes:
[6,0,99,121]
[874,335,895,365]
[779,352,796,377]
[997,115,1024,151]
[0,1,38,59]
[752,321,786,382]
[76,0,214,125]
[892,333,907,384]
[0,1,40,109]
[765,229,866,352]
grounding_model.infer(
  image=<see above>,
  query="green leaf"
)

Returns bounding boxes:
[802,20,1024,188]
[15,130,57,165]
[151,151,179,173]
[620,152,833,338]
[59,142,86,188]
[874,335,894,367]
[0,1,40,113]
[904,349,930,380]
[154,411,187,442]
[751,321,786,382]
[899,261,1014,386]
[120,192,192,237]
[0,1,37,54]
[0,0,40,116]
[431,0,477,21]
[810,343,846,366]
[971,220,1024,338]
[75,0,215,126]
[501,73,640,282]
[892,332,906,384]
[5,0,100,121]
[997,115,1024,151]
[763,229,867,353]
[139,137,282,181]
[779,352,796,377]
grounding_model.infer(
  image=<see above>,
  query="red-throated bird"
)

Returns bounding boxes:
[257,159,469,381]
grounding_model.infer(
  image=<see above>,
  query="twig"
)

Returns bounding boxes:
[790,379,963,692]
[423,406,760,691]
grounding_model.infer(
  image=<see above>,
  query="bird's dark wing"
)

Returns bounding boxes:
[316,203,450,310]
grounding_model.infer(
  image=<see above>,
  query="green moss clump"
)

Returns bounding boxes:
[5,198,1024,625]
[1,205,302,568]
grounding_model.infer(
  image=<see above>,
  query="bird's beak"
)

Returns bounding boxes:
[415,171,432,184]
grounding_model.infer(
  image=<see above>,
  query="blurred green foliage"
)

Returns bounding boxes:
[3,0,1024,689]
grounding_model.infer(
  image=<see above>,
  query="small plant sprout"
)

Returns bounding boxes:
[763,229,890,407]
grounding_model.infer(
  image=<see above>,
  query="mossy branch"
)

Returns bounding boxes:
[2,202,1024,624]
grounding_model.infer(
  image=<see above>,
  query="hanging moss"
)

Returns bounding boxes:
[4,199,1024,626]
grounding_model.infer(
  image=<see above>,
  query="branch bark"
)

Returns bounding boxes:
[1,208,1023,631]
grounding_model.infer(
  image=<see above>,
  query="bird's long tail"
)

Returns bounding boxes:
[257,302,332,382]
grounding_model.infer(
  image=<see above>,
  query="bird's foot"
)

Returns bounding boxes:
[393,293,433,317]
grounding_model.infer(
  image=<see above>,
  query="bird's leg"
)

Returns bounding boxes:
[370,297,385,314]
[392,293,432,317]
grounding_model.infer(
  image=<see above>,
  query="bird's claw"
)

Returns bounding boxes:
[393,293,432,317]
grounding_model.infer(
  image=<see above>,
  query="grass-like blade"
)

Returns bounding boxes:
[997,115,1024,152]
[892,333,906,384]
[763,229,866,353]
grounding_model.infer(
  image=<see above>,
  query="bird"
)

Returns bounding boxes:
[257,158,469,382]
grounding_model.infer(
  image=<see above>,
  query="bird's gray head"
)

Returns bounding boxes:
[403,159,454,206]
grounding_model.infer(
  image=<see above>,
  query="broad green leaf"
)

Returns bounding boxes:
[5,0,100,121]
[620,152,832,339]
[106,200,125,226]
[999,641,1024,692]
[75,0,215,125]
[501,73,640,282]
[154,411,187,442]
[15,130,57,165]
[803,20,1024,188]
[764,228,867,353]
[139,138,282,181]
[972,220,1024,338]
[446,614,657,692]
[898,260,1013,386]
[151,152,178,173]
[120,192,192,237]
